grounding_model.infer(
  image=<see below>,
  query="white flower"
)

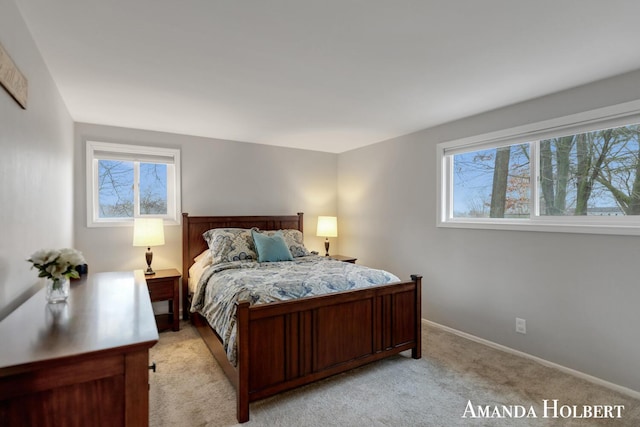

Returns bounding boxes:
[27,248,86,281]
[28,249,61,266]
[46,262,67,280]
[59,248,85,266]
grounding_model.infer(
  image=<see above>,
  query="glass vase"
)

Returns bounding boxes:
[46,277,70,303]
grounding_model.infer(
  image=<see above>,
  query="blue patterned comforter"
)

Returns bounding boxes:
[190,255,400,366]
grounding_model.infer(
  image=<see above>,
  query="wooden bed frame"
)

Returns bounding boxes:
[182,212,422,423]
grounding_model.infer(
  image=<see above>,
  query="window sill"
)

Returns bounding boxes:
[437,219,640,236]
[87,217,180,228]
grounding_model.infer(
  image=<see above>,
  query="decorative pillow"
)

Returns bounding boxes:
[203,228,257,264]
[262,229,310,257]
[252,229,293,262]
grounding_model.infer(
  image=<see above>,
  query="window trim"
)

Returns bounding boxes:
[437,100,640,236]
[86,141,181,227]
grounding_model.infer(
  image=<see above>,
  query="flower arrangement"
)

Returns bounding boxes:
[27,248,86,289]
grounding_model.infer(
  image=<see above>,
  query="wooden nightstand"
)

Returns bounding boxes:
[145,268,181,332]
[328,255,357,263]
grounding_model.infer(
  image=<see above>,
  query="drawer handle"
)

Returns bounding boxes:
[149,362,156,373]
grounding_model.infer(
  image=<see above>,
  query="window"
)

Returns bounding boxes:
[451,143,531,219]
[86,141,181,227]
[438,102,640,235]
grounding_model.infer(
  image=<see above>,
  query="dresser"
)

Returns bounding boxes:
[0,271,159,426]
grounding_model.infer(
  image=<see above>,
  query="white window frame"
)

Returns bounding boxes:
[437,100,640,236]
[86,141,181,227]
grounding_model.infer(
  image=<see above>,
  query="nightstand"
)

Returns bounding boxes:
[145,268,181,332]
[328,255,357,264]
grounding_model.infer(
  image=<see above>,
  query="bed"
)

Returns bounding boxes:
[182,212,422,423]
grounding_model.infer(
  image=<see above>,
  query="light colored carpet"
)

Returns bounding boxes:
[149,321,639,426]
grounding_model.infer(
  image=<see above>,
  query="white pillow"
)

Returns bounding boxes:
[194,249,213,264]
[188,250,214,293]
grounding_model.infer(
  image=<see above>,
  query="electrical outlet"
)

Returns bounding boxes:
[516,318,526,334]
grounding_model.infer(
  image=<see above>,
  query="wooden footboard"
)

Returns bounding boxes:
[195,274,422,423]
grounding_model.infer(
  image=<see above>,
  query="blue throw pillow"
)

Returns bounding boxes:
[252,230,294,262]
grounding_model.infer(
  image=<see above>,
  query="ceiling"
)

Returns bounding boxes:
[14,0,640,153]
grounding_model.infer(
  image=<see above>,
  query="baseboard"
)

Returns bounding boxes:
[423,319,640,400]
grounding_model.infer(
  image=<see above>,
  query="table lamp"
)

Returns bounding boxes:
[316,216,338,256]
[133,218,165,275]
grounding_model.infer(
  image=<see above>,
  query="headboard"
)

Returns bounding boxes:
[181,212,304,318]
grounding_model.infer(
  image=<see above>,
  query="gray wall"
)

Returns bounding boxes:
[338,69,640,393]
[73,123,338,275]
[0,0,74,319]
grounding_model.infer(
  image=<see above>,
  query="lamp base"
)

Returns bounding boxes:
[324,239,330,256]
[145,247,155,275]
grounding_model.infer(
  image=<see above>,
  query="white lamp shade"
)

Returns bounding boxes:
[133,218,165,247]
[316,216,338,237]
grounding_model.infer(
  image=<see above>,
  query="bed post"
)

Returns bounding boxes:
[296,212,304,233]
[182,213,190,320]
[410,274,423,359]
[236,300,251,423]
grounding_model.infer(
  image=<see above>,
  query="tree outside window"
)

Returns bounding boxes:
[97,161,168,218]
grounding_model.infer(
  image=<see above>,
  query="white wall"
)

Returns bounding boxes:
[73,123,338,275]
[0,0,74,319]
[338,69,640,393]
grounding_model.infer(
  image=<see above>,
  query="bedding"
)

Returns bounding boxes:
[190,255,400,366]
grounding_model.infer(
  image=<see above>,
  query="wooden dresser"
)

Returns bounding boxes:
[0,271,159,427]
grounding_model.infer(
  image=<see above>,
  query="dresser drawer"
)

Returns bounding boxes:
[148,279,175,301]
